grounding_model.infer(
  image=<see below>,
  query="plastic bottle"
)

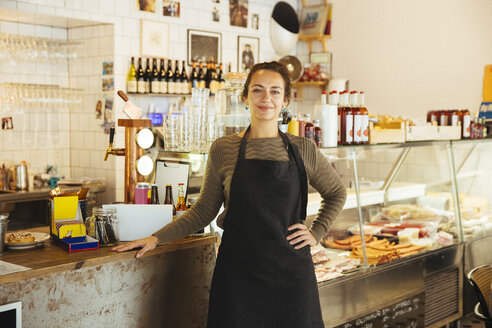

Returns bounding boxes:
[175,183,187,219]
[287,115,299,136]
[461,109,471,139]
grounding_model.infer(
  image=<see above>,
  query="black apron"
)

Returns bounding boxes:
[207,127,323,328]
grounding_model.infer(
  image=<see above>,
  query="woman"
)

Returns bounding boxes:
[113,61,347,327]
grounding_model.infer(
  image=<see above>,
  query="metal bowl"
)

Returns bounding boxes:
[279,55,303,82]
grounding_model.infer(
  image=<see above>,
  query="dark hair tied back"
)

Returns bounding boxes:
[241,61,291,106]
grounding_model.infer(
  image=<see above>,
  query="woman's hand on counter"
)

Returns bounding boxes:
[111,235,159,258]
[286,223,317,249]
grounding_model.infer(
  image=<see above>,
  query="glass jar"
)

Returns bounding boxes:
[214,73,250,137]
[88,207,118,246]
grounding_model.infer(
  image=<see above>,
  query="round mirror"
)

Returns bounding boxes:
[136,128,154,149]
[136,155,154,176]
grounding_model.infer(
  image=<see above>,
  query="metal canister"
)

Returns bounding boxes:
[0,214,9,256]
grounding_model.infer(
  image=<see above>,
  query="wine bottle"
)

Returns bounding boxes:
[190,61,199,89]
[167,59,175,94]
[205,61,211,89]
[159,58,168,94]
[174,60,181,94]
[145,58,151,93]
[137,57,146,94]
[218,62,225,89]
[150,58,160,94]
[209,59,219,95]
[197,62,206,89]
[127,57,137,93]
[180,60,189,94]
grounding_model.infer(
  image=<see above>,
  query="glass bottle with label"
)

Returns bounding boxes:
[150,184,160,204]
[340,91,353,145]
[313,119,323,147]
[197,62,206,89]
[359,92,369,144]
[190,61,199,89]
[174,60,181,94]
[137,57,146,94]
[150,58,160,94]
[126,57,137,93]
[159,58,168,94]
[351,91,362,144]
[145,58,152,93]
[218,63,226,89]
[180,60,189,94]
[175,183,187,219]
[164,184,176,218]
[461,109,471,139]
[166,60,175,94]
[304,114,315,141]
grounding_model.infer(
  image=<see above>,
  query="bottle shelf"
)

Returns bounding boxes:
[298,34,331,53]
[127,92,191,97]
[292,81,328,98]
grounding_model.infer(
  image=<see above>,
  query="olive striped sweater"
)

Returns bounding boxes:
[153,134,347,243]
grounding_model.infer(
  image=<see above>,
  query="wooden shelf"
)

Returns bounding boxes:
[298,34,331,53]
[292,81,328,98]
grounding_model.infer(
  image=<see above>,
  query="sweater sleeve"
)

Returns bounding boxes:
[302,138,347,242]
[153,139,225,243]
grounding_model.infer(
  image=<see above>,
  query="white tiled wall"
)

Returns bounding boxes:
[297,0,492,119]
[0,21,71,177]
[1,0,296,202]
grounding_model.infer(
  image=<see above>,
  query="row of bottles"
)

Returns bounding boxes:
[126,57,226,96]
[335,90,370,145]
[286,113,323,147]
[426,109,472,138]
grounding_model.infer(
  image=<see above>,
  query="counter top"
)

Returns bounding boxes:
[0,226,216,285]
[0,188,51,202]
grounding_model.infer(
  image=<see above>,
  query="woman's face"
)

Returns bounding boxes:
[244,70,287,124]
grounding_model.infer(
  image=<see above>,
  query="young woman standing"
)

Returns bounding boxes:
[113,61,347,327]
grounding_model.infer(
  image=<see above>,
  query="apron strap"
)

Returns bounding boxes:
[279,130,308,222]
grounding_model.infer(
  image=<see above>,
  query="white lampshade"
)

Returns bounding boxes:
[270,18,299,56]
[270,1,299,57]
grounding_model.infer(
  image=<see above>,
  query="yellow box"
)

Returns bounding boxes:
[484,64,492,102]
[51,195,84,237]
[56,221,86,239]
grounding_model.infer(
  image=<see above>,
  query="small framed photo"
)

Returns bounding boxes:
[187,29,222,66]
[299,4,330,35]
[310,52,332,65]
[163,1,180,17]
[251,13,259,30]
[237,36,259,73]
[138,0,156,12]
[140,19,169,58]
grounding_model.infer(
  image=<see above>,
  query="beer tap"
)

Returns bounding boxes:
[104,127,125,161]
[103,91,152,203]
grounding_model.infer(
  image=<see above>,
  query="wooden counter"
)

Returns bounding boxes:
[0,227,217,328]
[0,226,216,285]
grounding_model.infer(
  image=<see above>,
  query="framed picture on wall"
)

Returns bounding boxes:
[187,29,222,66]
[140,19,169,58]
[299,4,330,35]
[237,36,259,73]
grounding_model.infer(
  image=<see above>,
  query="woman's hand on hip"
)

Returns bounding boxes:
[286,223,317,249]
[111,235,159,258]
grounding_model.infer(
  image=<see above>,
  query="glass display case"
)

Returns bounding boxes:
[310,141,466,327]
[309,142,463,280]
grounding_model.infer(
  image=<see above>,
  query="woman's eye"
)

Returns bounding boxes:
[252,88,262,93]
[272,90,281,95]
